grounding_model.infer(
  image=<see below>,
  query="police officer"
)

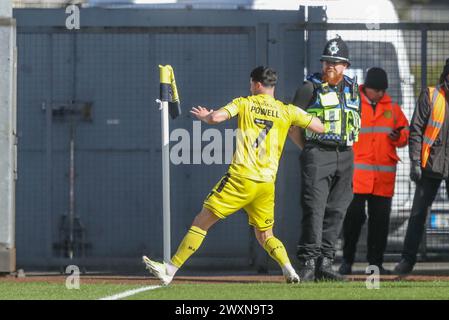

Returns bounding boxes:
[394,58,449,275]
[289,36,361,281]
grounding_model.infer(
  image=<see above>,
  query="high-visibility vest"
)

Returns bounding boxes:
[304,73,361,146]
[353,86,409,197]
[421,86,446,168]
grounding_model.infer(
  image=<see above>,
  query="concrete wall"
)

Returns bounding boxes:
[0,0,17,273]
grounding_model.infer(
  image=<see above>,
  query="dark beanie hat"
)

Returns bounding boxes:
[365,67,388,90]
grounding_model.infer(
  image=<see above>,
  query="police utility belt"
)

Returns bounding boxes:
[305,75,361,147]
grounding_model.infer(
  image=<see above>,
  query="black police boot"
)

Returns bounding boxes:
[297,259,316,282]
[338,260,353,275]
[377,265,392,275]
[367,263,392,275]
[316,257,346,281]
[393,259,414,275]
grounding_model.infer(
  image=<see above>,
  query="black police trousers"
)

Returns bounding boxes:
[297,143,354,261]
[342,194,392,266]
[402,175,445,265]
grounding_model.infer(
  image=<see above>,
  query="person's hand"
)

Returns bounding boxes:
[190,106,213,122]
[388,128,401,141]
[410,160,422,182]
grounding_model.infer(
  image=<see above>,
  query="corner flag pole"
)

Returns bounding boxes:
[157,65,181,263]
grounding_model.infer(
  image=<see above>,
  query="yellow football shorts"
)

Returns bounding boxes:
[203,173,275,231]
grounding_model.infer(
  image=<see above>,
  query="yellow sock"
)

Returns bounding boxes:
[263,236,290,267]
[171,226,207,268]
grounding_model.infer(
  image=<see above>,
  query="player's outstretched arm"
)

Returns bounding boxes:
[190,106,230,125]
[307,116,325,133]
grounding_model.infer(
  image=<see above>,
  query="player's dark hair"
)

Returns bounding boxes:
[250,66,277,88]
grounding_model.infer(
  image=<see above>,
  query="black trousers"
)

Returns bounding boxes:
[297,144,354,261]
[402,175,443,265]
[342,194,392,266]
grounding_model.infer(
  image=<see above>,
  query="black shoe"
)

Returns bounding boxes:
[393,259,414,275]
[368,264,392,275]
[316,257,346,281]
[338,261,352,275]
[378,265,392,275]
[297,259,316,282]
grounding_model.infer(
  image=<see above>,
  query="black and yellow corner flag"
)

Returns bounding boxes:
[159,65,181,119]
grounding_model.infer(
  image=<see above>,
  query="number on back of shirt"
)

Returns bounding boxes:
[252,118,274,149]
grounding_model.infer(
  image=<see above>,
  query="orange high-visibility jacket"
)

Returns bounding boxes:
[421,86,446,168]
[353,85,410,197]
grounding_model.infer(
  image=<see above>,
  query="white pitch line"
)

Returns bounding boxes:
[99,285,162,300]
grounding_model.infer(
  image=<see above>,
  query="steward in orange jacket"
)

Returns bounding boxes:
[353,86,409,197]
[339,68,409,275]
[395,58,449,275]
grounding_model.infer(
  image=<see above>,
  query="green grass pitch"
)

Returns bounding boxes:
[1,281,449,300]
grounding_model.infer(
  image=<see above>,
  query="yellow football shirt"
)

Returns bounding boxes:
[221,94,313,182]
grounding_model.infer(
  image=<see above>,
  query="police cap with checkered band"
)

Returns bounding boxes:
[320,35,350,66]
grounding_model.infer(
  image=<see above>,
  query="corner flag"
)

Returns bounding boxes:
[159,65,181,119]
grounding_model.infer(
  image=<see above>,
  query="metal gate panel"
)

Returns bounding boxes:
[69,32,159,259]
[15,33,50,263]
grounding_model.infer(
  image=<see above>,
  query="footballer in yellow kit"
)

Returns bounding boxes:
[143,66,324,285]
[204,93,314,231]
